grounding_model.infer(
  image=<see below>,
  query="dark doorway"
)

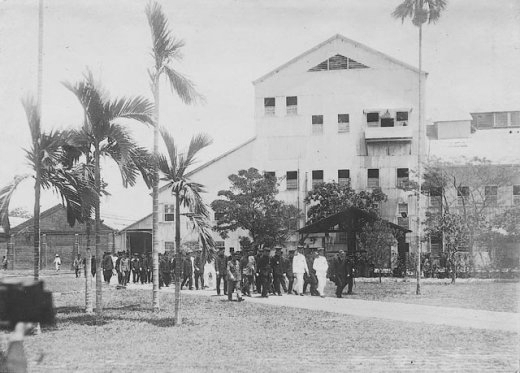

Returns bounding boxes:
[126,231,152,255]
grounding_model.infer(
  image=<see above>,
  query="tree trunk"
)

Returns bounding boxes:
[94,145,103,319]
[415,24,423,296]
[174,193,182,325]
[33,166,41,281]
[151,77,160,312]
[85,247,93,313]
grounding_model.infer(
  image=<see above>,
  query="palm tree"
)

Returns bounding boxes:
[157,128,213,325]
[0,97,90,280]
[145,1,202,311]
[393,0,447,295]
[65,71,154,317]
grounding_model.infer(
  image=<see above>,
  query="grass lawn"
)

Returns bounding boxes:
[1,272,517,372]
[322,278,520,313]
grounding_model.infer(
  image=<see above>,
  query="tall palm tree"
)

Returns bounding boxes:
[157,128,213,325]
[393,0,447,295]
[0,97,90,280]
[65,71,154,317]
[146,1,202,311]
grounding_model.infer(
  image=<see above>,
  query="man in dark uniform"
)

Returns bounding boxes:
[270,247,285,296]
[256,247,272,298]
[102,252,114,284]
[214,248,227,295]
[194,250,205,290]
[131,254,141,283]
[303,248,319,296]
[140,253,148,284]
[181,251,194,290]
[330,250,349,298]
[284,249,295,294]
[254,248,263,293]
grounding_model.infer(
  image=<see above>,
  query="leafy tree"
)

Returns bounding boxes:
[424,212,469,283]
[157,128,214,325]
[304,181,387,223]
[393,0,447,295]
[146,1,203,311]
[211,168,301,250]
[359,219,398,283]
[65,71,154,318]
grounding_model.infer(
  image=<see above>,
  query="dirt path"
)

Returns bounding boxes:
[127,284,519,332]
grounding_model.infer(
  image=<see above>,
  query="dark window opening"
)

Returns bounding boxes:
[338,114,349,123]
[264,97,275,107]
[396,111,409,121]
[367,112,379,123]
[312,115,324,125]
[286,96,297,106]
[287,171,298,190]
[381,118,395,127]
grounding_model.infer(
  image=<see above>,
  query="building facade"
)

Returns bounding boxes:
[155,34,427,255]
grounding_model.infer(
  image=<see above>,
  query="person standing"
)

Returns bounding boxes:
[73,254,83,278]
[159,254,170,288]
[115,252,123,285]
[330,250,348,298]
[303,249,319,296]
[284,249,295,294]
[241,251,255,297]
[270,247,285,296]
[292,247,308,296]
[53,254,61,272]
[214,248,227,295]
[119,252,130,287]
[314,248,329,298]
[140,253,148,284]
[181,252,194,290]
[131,254,140,284]
[227,251,244,302]
[256,248,272,298]
[102,252,114,284]
[194,250,204,290]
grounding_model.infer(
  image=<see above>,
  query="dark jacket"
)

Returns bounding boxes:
[102,255,114,271]
[270,255,285,276]
[183,257,193,276]
[331,256,349,281]
[284,255,294,277]
[194,256,204,274]
[257,255,271,276]
[159,257,170,273]
[214,254,227,274]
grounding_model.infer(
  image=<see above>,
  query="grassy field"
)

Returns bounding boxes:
[322,278,519,313]
[0,272,517,372]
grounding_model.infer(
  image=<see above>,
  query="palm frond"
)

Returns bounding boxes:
[130,146,156,189]
[159,127,177,173]
[163,66,204,105]
[146,1,185,69]
[392,0,416,22]
[63,70,106,132]
[101,124,139,187]
[392,0,447,24]
[184,133,212,170]
[0,175,30,235]
[21,95,40,144]
[187,212,216,262]
[156,154,173,179]
[105,96,155,126]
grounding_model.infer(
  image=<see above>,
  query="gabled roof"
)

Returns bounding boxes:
[11,204,115,234]
[298,207,411,235]
[253,34,426,85]
[158,136,257,194]
[119,213,152,232]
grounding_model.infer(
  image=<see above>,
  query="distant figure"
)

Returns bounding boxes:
[73,254,83,278]
[227,251,244,302]
[53,254,61,272]
[2,256,8,270]
[102,252,114,284]
[292,247,309,296]
[91,255,96,277]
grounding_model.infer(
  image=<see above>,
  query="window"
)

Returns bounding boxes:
[511,112,520,127]
[367,169,379,188]
[164,205,175,221]
[367,112,379,124]
[286,96,297,115]
[429,187,442,213]
[514,185,520,205]
[312,115,323,134]
[338,114,350,133]
[457,186,469,205]
[165,242,175,252]
[264,97,275,116]
[312,170,323,188]
[430,235,442,257]
[287,171,298,190]
[381,118,395,127]
[397,216,409,229]
[338,169,350,186]
[396,168,409,188]
[495,113,508,127]
[398,203,408,216]
[484,186,498,206]
[396,111,409,121]
[308,54,369,71]
[337,232,347,244]
[264,171,276,179]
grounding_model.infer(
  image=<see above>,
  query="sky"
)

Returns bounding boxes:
[0,0,519,229]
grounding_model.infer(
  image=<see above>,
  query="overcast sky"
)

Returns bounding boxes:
[1,0,519,228]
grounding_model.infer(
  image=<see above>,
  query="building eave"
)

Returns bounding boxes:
[252,34,427,86]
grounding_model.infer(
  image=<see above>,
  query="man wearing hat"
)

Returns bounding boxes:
[214,247,228,295]
[53,254,61,272]
[181,250,194,290]
[256,247,272,297]
[284,249,295,294]
[270,247,285,296]
[227,251,244,301]
[330,250,348,298]
[313,248,329,297]
[194,250,205,290]
[292,246,308,296]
